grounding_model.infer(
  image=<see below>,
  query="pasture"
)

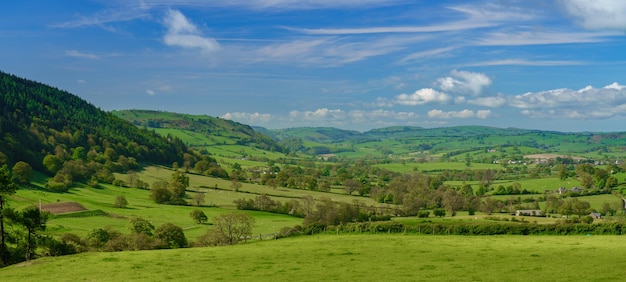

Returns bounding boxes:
[2,234,625,281]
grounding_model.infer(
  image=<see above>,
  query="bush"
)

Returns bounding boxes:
[417,210,430,218]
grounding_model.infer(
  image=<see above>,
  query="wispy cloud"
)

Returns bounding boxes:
[254,35,425,66]
[162,9,219,52]
[52,8,149,31]
[115,0,405,10]
[399,47,455,64]
[65,50,99,59]
[476,31,616,46]
[464,59,585,67]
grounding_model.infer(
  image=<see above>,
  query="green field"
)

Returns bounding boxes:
[2,234,625,281]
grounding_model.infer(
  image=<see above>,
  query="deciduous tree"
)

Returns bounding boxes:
[190,209,208,224]
[11,161,33,184]
[155,223,187,248]
[0,165,17,266]
[204,212,254,245]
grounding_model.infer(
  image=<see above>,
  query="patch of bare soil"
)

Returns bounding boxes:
[38,202,87,214]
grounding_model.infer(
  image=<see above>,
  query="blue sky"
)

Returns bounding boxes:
[2,0,626,132]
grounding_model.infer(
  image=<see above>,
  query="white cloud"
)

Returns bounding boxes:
[222,112,273,123]
[125,0,404,10]
[146,89,155,96]
[559,0,626,31]
[394,88,451,106]
[476,110,492,119]
[65,50,99,59]
[476,31,615,46]
[436,70,491,96]
[290,108,345,120]
[464,59,585,67]
[399,47,455,64]
[255,36,424,66]
[511,82,626,119]
[163,9,219,52]
[77,80,86,84]
[428,109,491,119]
[52,8,149,30]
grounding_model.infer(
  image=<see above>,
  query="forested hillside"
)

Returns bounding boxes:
[0,71,186,170]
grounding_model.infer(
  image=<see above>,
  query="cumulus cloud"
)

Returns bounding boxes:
[222,112,273,123]
[146,89,155,96]
[290,108,345,120]
[394,88,451,106]
[163,9,219,52]
[436,70,491,96]
[559,0,626,31]
[510,82,626,119]
[428,109,491,119]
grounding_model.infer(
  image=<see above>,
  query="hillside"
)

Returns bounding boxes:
[255,126,361,143]
[0,71,186,168]
[113,110,283,153]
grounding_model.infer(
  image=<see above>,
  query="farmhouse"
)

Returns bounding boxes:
[515,210,543,216]
[590,212,602,219]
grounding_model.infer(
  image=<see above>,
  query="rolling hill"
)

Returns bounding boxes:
[112,110,284,153]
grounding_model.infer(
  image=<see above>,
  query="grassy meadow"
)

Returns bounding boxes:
[2,234,626,281]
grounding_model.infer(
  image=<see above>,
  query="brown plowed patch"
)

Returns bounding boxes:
[38,202,87,214]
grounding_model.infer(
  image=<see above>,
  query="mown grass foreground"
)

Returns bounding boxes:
[2,234,626,281]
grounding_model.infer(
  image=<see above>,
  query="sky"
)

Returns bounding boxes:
[1,0,626,132]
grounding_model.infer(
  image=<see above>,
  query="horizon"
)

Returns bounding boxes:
[2,1,626,132]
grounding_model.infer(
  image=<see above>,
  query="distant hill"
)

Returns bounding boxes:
[253,126,361,143]
[0,71,186,169]
[113,110,284,153]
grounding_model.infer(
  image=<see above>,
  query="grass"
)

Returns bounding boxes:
[2,234,626,281]
[9,170,303,239]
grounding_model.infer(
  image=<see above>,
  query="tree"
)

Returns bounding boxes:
[571,199,591,218]
[11,161,33,184]
[113,195,128,208]
[155,223,187,248]
[42,154,63,174]
[205,212,255,245]
[0,164,18,266]
[190,210,208,224]
[460,183,474,197]
[480,197,498,215]
[8,206,48,261]
[442,189,464,216]
[230,179,242,192]
[128,217,154,236]
[192,190,206,206]
[343,179,361,195]
[150,186,172,204]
